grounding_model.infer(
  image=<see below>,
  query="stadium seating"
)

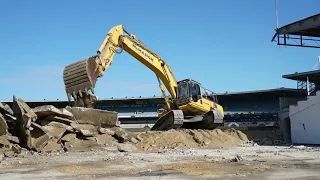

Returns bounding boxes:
[223,100,278,114]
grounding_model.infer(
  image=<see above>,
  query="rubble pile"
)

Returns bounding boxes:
[0,95,141,155]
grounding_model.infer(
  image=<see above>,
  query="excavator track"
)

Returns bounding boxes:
[181,109,224,130]
[63,56,100,107]
[151,110,184,131]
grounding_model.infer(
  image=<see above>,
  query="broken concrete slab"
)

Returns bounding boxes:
[0,136,11,147]
[65,107,118,128]
[61,133,77,142]
[0,114,8,136]
[29,122,52,151]
[4,135,20,144]
[17,98,38,122]
[11,144,22,153]
[0,102,14,115]
[44,115,75,125]
[87,134,115,145]
[64,138,101,152]
[12,95,37,148]
[70,123,98,137]
[59,108,74,119]
[112,127,141,144]
[98,127,115,136]
[42,125,66,141]
[33,105,73,120]
[12,96,37,128]
[47,121,74,133]
[114,129,129,143]
[42,139,62,153]
[4,113,16,122]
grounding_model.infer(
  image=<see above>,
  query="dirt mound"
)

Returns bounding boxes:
[136,128,248,152]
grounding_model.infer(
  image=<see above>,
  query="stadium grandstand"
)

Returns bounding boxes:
[271,12,320,145]
[2,87,306,128]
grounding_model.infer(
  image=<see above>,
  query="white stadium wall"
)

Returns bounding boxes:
[289,90,320,145]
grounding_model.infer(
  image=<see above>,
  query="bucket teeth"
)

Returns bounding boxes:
[63,56,100,105]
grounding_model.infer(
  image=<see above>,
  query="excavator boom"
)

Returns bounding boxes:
[63,25,177,108]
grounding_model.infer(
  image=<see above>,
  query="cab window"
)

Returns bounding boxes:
[190,83,201,102]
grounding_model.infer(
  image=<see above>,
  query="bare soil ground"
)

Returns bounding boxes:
[1,144,320,180]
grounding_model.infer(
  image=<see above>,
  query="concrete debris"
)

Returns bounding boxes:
[0,136,11,147]
[70,123,99,137]
[44,115,74,125]
[4,134,20,144]
[4,150,15,158]
[47,121,74,133]
[42,125,66,141]
[33,105,73,120]
[0,95,145,155]
[12,95,37,148]
[42,139,62,153]
[61,133,77,142]
[229,155,243,162]
[59,108,74,119]
[11,144,22,153]
[98,127,115,136]
[242,140,259,147]
[0,102,14,115]
[64,138,101,152]
[113,127,141,144]
[29,122,52,151]
[92,134,115,145]
[0,114,8,136]
[0,95,255,157]
[65,106,119,127]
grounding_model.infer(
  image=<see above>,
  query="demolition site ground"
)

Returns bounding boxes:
[0,96,320,179]
[1,145,320,179]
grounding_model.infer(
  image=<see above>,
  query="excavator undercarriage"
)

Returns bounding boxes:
[151,109,224,131]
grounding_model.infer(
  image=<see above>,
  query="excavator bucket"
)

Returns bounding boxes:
[63,56,100,106]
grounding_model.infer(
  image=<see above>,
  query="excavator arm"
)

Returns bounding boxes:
[63,25,177,110]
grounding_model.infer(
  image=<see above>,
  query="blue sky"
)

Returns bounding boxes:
[0,0,319,101]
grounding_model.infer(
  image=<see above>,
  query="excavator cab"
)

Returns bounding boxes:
[153,78,224,130]
[176,79,221,115]
[177,79,205,104]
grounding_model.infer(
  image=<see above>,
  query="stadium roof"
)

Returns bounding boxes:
[271,13,320,48]
[282,69,320,84]
[218,88,306,98]
[0,88,306,104]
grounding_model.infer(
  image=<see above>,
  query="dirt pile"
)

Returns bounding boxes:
[136,128,248,152]
[0,95,140,155]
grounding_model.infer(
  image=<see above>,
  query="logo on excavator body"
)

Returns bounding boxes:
[132,44,153,62]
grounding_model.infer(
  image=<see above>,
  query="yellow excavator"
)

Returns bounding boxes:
[63,25,224,130]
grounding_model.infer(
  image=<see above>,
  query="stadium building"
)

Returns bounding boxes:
[3,87,306,130]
